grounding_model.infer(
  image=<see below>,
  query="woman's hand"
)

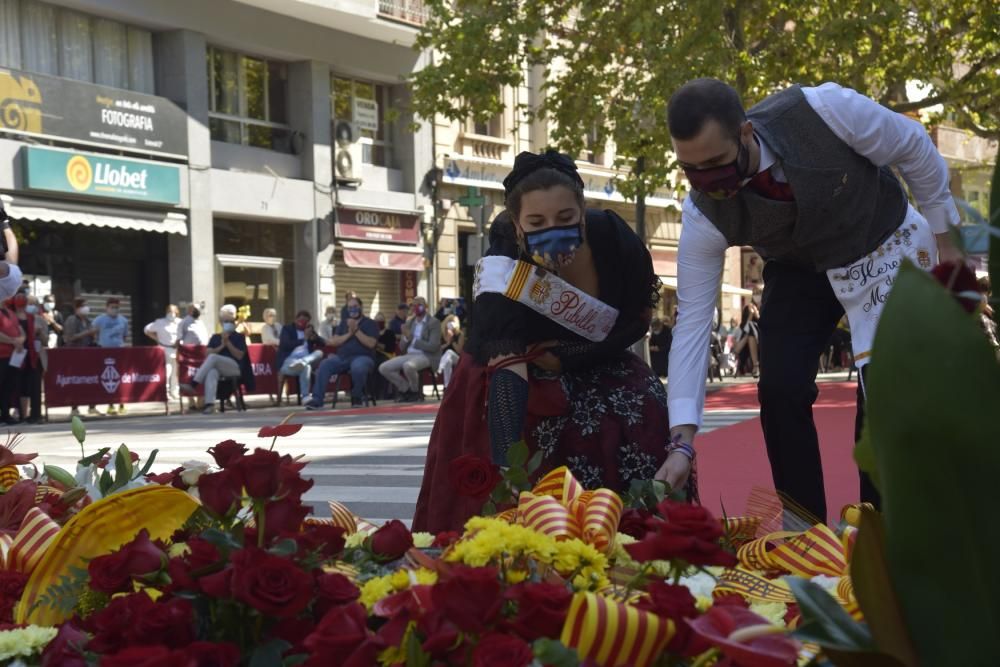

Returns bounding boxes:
[654,451,691,491]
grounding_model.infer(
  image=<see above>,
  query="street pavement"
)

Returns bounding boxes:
[16,392,763,527]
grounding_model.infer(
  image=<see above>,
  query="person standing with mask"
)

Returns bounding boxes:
[92,298,129,415]
[379,296,440,402]
[144,305,181,401]
[659,79,961,522]
[10,292,41,423]
[62,297,99,417]
[40,295,63,348]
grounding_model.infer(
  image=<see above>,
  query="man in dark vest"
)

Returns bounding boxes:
[656,79,961,521]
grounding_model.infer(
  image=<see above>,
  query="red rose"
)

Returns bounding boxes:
[235,448,283,499]
[931,261,982,313]
[472,633,534,667]
[85,593,155,654]
[258,423,303,438]
[197,468,243,517]
[207,440,247,469]
[0,571,28,624]
[260,496,311,544]
[619,508,654,539]
[430,565,502,633]
[182,641,241,667]
[99,646,193,667]
[166,537,221,592]
[504,582,572,641]
[635,582,701,656]
[432,531,461,548]
[295,523,346,560]
[133,598,195,648]
[689,605,800,667]
[269,617,315,656]
[88,530,166,595]
[303,602,376,665]
[448,455,502,501]
[230,547,313,618]
[369,520,413,562]
[315,572,361,616]
[147,466,184,487]
[624,500,737,567]
[277,455,313,501]
[40,623,89,667]
[418,610,461,658]
[199,567,233,599]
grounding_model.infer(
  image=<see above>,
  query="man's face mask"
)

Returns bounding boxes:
[683,136,751,200]
[347,306,361,319]
[414,303,427,317]
[524,222,583,270]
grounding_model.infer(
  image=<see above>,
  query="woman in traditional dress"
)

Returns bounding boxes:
[413,150,696,533]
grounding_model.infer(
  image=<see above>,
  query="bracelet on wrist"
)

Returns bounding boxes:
[666,434,696,461]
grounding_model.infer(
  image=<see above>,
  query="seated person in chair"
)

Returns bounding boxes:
[306,297,378,409]
[276,310,326,403]
[180,304,249,415]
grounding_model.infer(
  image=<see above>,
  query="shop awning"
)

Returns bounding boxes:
[659,275,754,296]
[0,194,187,235]
[341,241,424,271]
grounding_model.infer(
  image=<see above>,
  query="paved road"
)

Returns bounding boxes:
[17,403,759,526]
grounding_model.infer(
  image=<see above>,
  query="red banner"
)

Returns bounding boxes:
[45,348,168,408]
[177,344,279,395]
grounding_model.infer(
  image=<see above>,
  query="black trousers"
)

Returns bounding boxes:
[757,261,880,521]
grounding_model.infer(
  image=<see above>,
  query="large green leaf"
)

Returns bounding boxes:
[787,577,874,652]
[849,509,918,667]
[866,262,1000,665]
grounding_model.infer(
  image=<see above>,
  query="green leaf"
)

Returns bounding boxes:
[109,444,133,492]
[56,486,88,507]
[507,440,529,469]
[532,638,581,667]
[787,577,874,652]
[98,468,113,495]
[506,467,529,488]
[525,449,544,474]
[249,640,291,667]
[43,465,77,489]
[79,447,111,467]
[404,626,432,667]
[201,527,242,552]
[866,262,1000,665]
[850,509,918,666]
[852,423,880,490]
[269,538,299,557]
[70,415,86,445]
[482,500,497,515]
[137,449,159,479]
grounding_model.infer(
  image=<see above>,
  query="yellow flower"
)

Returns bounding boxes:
[359,568,438,611]
[0,625,58,661]
[506,569,529,584]
[359,575,395,610]
[168,542,191,559]
[345,531,368,549]
[749,601,789,627]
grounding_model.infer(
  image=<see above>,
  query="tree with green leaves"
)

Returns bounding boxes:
[409,0,1000,198]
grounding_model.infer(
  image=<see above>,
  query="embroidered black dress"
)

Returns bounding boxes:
[413,209,682,533]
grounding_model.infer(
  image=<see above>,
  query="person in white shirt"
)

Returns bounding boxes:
[260,308,281,346]
[657,79,961,521]
[144,304,181,400]
[176,303,210,346]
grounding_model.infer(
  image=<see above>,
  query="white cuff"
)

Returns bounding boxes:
[920,200,961,235]
[668,398,703,430]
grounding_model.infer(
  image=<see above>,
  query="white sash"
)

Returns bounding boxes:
[473,256,619,342]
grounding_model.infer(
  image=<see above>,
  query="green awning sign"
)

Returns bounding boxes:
[22,146,181,205]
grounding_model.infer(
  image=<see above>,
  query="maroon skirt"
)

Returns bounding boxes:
[413,350,682,533]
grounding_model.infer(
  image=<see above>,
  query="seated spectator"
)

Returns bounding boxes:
[318,306,339,341]
[379,296,441,402]
[260,308,281,346]
[179,304,251,415]
[339,291,358,322]
[389,303,408,335]
[306,296,378,410]
[276,310,326,403]
[437,314,463,390]
[93,297,128,415]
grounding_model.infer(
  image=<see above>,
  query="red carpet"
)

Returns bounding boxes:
[699,382,860,524]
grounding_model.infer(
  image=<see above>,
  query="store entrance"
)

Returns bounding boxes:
[215,255,284,336]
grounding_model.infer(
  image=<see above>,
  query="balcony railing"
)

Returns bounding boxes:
[378,0,429,26]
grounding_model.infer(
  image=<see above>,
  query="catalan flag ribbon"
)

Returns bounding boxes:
[561,592,674,667]
[512,467,623,554]
[7,508,60,574]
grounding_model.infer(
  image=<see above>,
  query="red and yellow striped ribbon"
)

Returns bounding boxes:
[8,508,60,574]
[328,501,359,535]
[715,566,796,603]
[721,516,761,545]
[512,467,622,553]
[16,485,199,625]
[0,465,19,488]
[561,592,674,667]
[504,261,534,300]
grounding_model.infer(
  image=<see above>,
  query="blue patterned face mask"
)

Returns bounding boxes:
[524,222,583,270]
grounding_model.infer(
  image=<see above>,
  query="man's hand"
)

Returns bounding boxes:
[935,230,971,267]
[347,319,359,334]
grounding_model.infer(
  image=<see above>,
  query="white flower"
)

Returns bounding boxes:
[811,574,841,594]
[0,625,58,660]
[679,570,718,599]
[180,460,211,486]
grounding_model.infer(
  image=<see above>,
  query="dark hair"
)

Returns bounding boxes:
[106,297,120,306]
[667,78,746,140]
[347,296,363,310]
[190,305,201,319]
[295,309,312,320]
[73,297,87,308]
[506,169,585,220]
[739,304,754,328]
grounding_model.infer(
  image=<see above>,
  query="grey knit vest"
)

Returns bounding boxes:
[691,85,908,271]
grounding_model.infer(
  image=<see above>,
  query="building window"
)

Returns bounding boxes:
[583,125,604,165]
[472,113,503,138]
[0,0,154,92]
[208,46,291,152]
[331,76,394,168]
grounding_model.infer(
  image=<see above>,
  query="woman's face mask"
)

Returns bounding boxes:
[683,136,752,200]
[221,322,236,333]
[524,222,583,270]
[43,302,54,312]
[25,305,38,315]
[78,306,90,316]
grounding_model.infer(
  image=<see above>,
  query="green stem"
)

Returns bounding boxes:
[689,648,720,667]
[269,436,277,451]
[255,500,266,548]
